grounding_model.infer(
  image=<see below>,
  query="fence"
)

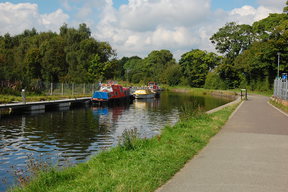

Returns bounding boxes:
[0,81,100,96]
[274,78,288,100]
[43,83,99,96]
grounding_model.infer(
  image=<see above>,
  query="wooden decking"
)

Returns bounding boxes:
[0,97,91,117]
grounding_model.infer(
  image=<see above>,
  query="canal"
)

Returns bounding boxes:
[0,91,233,191]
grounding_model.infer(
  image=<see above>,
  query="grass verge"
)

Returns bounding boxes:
[269,100,288,114]
[11,103,239,192]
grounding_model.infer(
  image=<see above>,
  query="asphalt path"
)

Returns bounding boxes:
[157,95,288,192]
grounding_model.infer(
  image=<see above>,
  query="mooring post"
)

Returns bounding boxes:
[240,89,247,100]
[21,89,26,104]
[61,83,64,95]
[83,83,86,95]
[50,83,53,96]
[92,83,94,95]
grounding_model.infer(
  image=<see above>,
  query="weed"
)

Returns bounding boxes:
[179,102,204,120]
[9,154,51,188]
[119,128,139,150]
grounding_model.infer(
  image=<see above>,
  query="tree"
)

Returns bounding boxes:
[210,22,254,59]
[123,56,143,83]
[161,64,182,86]
[283,0,288,14]
[40,36,67,82]
[142,50,176,82]
[235,19,288,87]
[252,13,288,41]
[24,48,42,80]
[87,54,116,82]
[179,49,221,87]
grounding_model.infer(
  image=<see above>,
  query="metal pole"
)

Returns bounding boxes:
[277,52,280,78]
[92,83,94,94]
[83,83,86,95]
[50,83,53,96]
[21,89,26,104]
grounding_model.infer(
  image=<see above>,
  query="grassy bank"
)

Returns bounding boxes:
[163,85,272,97]
[11,103,239,192]
[269,100,288,114]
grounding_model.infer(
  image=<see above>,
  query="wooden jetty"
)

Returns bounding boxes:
[0,97,91,117]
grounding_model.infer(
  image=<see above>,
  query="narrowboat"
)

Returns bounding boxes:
[92,84,131,103]
[148,82,161,97]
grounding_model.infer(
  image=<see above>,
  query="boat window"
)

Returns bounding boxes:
[100,86,113,92]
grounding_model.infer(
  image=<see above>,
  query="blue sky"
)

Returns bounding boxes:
[1,0,259,13]
[0,0,284,58]
[212,0,257,10]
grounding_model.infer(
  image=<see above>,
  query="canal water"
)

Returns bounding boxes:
[0,91,233,191]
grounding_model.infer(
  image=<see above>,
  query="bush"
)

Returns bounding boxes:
[161,64,182,86]
[204,72,227,90]
[179,77,190,86]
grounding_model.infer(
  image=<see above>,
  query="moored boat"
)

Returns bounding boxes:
[91,83,131,103]
[148,82,161,97]
[133,89,155,99]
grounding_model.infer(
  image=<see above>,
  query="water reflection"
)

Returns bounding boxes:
[0,91,233,191]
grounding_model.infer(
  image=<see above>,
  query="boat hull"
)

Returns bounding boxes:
[134,93,155,99]
[91,84,132,104]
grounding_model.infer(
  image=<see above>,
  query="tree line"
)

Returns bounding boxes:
[1,2,288,93]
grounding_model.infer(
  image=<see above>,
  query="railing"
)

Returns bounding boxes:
[274,78,288,100]
[44,83,99,96]
[0,81,100,96]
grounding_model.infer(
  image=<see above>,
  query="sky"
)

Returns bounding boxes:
[0,0,285,59]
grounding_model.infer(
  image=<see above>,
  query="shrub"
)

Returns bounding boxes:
[204,72,227,90]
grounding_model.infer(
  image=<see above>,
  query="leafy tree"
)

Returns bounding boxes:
[210,22,254,59]
[204,71,227,90]
[24,48,42,80]
[114,57,128,80]
[283,0,288,14]
[179,49,221,87]
[161,64,182,86]
[123,56,143,83]
[40,36,67,82]
[142,50,176,82]
[252,13,288,41]
[87,54,116,82]
[88,54,102,82]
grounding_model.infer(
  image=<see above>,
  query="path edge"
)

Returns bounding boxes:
[156,97,243,192]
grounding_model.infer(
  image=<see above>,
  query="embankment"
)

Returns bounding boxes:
[11,94,240,192]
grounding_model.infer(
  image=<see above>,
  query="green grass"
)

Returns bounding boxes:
[166,86,237,97]
[226,88,273,97]
[163,85,272,97]
[11,103,239,192]
[269,100,288,113]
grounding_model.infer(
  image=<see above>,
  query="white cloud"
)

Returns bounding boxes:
[93,0,284,59]
[228,5,280,25]
[117,0,210,31]
[257,0,286,11]
[41,9,69,31]
[0,2,69,35]
[0,0,285,60]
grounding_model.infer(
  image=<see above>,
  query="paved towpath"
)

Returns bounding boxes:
[157,95,288,192]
